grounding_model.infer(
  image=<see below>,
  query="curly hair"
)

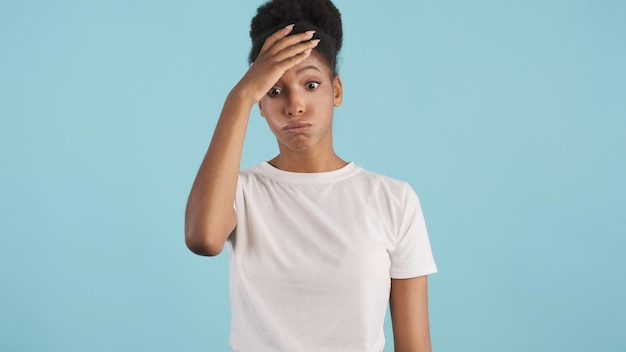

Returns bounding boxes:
[248,0,343,75]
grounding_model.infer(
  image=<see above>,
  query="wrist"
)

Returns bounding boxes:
[229,82,260,108]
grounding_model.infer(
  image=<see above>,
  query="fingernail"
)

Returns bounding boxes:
[305,30,316,36]
[286,24,295,29]
[311,39,321,45]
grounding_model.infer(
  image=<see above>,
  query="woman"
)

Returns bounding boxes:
[185,0,437,350]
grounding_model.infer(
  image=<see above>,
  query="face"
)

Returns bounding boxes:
[258,53,343,153]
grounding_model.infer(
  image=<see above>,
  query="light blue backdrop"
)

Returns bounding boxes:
[1,0,624,351]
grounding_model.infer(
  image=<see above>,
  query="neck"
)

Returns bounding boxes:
[268,149,347,173]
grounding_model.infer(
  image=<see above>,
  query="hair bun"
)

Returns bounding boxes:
[249,0,343,68]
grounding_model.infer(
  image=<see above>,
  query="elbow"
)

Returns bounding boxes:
[185,230,227,257]
[184,208,235,256]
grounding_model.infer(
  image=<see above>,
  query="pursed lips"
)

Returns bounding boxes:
[282,121,312,134]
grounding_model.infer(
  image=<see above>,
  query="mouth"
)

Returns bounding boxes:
[282,121,312,134]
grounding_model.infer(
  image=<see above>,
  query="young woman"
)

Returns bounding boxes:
[185,0,437,350]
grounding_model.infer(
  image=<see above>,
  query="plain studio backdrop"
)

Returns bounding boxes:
[1,0,624,351]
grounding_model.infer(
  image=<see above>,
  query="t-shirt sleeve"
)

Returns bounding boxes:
[234,174,243,211]
[389,183,438,279]
[230,174,245,241]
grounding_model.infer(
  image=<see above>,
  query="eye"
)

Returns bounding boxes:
[267,87,282,97]
[305,81,321,90]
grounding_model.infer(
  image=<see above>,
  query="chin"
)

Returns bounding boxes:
[279,136,314,151]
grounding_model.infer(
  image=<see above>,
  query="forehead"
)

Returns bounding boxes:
[285,52,332,76]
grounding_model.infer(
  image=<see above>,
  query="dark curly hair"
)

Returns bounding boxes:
[248,0,343,75]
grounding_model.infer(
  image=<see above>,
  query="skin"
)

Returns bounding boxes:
[391,276,433,352]
[185,24,432,352]
[258,51,345,172]
[185,25,320,256]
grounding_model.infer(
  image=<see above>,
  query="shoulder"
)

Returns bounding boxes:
[355,166,417,198]
[238,163,271,182]
[239,163,266,176]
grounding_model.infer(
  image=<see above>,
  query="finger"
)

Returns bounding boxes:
[258,24,295,56]
[275,47,315,72]
[273,39,320,64]
[267,31,317,57]
[259,29,316,60]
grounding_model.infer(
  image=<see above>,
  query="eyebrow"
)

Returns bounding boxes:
[296,65,322,74]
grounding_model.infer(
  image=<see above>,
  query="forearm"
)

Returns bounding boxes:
[184,87,254,256]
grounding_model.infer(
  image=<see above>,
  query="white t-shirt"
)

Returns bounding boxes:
[227,162,437,352]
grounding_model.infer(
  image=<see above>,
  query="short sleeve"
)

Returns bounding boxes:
[234,173,243,212]
[389,183,438,279]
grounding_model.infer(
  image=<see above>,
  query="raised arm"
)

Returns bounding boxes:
[184,25,320,256]
[390,276,433,352]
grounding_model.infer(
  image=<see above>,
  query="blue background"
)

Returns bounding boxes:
[1,0,625,351]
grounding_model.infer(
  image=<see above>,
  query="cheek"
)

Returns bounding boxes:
[260,97,285,117]
[259,101,282,129]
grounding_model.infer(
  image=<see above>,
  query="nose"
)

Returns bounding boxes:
[285,91,305,117]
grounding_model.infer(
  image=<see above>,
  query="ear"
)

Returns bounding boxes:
[332,75,343,107]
